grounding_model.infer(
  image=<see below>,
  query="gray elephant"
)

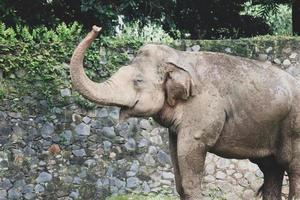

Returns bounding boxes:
[70,26,300,200]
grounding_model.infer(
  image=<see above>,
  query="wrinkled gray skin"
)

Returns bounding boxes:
[70,26,300,200]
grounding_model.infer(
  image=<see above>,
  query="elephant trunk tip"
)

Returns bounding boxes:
[92,25,102,33]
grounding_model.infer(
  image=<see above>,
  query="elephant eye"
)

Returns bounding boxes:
[134,76,144,86]
[134,78,143,85]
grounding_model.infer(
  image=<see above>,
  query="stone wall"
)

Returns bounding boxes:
[0,38,300,200]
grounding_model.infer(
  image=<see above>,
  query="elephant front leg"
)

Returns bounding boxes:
[177,129,207,200]
[171,85,225,199]
[169,131,184,199]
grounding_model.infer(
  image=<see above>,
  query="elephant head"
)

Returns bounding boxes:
[70,26,195,122]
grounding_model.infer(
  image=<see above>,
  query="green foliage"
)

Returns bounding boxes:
[73,92,97,110]
[0,22,81,74]
[207,188,226,200]
[0,82,5,100]
[0,22,83,110]
[265,5,292,35]
[242,1,292,35]
[103,21,176,48]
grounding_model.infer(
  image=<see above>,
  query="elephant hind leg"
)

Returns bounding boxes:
[251,157,284,200]
[287,104,300,199]
[287,137,300,200]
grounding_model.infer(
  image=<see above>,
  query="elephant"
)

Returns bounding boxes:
[70,26,300,200]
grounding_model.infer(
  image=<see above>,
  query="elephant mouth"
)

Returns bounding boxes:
[119,100,139,121]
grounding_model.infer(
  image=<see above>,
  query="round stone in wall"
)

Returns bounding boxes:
[157,150,171,165]
[60,88,71,97]
[102,127,116,139]
[242,189,255,199]
[36,172,52,183]
[72,149,86,157]
[283,59,291,67]
[274,58,281,64]
[191,45,201,52]
[41,122,54,138]
[289,52,298,59]
[34,184,45,193]
[144,154,155,166]
[216,171,226,180]
[139,119,153,131]
[8,188,22,200]
[258,54,268,61]
[126,177,140,188]
[124,138,136,151]
[75,123,90,136]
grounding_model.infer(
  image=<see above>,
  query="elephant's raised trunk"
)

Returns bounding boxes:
[70,26,136,107]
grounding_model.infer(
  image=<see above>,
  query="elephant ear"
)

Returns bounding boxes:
[164,61,196,106]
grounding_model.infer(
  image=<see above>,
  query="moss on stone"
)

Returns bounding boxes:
[176,36,300,60]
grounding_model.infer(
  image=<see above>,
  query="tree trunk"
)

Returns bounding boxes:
[293,0,300,35]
